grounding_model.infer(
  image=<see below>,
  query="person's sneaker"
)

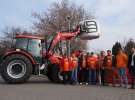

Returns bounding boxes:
[115,84,120,87]
[79,83,82,85]
[108,83,113,87]
[85,83,88,85]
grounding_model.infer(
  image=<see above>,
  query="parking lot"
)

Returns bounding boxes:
[0,76,135,100]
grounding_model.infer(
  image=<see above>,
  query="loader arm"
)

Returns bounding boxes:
[47,26,80,55]
[46,19,100,57]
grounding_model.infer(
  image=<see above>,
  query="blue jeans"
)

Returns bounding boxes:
[71,68,78,83]
[118,68,128,86]
[89,69,97,85]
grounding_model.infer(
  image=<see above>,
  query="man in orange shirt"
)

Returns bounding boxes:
[60,55,70,84]
[87,52,97,85]
[116,49,128,88]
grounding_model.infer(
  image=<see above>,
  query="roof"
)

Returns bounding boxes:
[15,35,44,40]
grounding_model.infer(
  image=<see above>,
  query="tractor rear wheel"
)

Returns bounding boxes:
[47,64,63,83]
[1,54,32,83]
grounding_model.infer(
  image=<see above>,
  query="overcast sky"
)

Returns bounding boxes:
[0,0,135,51]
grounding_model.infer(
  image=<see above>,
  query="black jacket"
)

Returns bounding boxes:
[128,54,135,74]
[128,54,135,68]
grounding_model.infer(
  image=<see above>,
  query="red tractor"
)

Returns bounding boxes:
[0,19,100,83]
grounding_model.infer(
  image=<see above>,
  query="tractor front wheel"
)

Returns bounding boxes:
[47,64,63,83]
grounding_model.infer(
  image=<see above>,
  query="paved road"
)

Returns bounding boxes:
[0,76,135,100]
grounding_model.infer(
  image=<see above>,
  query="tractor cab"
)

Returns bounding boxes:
[15,35,43,63]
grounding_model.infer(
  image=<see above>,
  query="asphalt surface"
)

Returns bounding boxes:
[0,76,135,100]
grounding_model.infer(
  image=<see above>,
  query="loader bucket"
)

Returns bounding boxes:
[79,19,100,40]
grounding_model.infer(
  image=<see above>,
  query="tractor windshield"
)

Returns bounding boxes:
[28,39,42,57]
[15,38,28,50]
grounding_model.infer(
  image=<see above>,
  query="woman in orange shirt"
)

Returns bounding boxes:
[70,53,78,84]
[116,49,128,88]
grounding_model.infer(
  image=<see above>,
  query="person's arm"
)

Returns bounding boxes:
[103,56,107,68]
[126,54,128,63]
[124,54,128,65]
[127,55,132,73]
[134,55,135,67]
[127,55,130,67]
[59,59,63,71]
[86,57,89,70]
[75,57,78,67]
[78,57,82,70]
[112,55,116,67]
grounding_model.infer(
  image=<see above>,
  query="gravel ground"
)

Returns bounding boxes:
[0,76,135,100]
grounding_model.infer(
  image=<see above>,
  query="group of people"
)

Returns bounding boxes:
[60,47,135,89]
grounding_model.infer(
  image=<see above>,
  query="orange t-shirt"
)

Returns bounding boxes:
[60,57,69,71]
[70,57,78,70]
[116,53,128,68]
[72,58,78,68]
[87,56,97,69]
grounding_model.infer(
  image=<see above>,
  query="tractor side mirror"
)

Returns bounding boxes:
[79,19,100,40]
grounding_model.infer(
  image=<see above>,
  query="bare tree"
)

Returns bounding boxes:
[112,39,135,56]
[0,26,32,49]
[0,27,21,49]
[32,0,93,51]
[124,39,135,55]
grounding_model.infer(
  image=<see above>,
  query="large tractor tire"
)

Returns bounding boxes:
[1,54,32,84]
[47,64,63,83]
[46,64,54,82]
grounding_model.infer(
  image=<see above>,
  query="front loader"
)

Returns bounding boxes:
[0,19,100,83]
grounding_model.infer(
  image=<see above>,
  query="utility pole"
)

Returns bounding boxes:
[65,16,71,57]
